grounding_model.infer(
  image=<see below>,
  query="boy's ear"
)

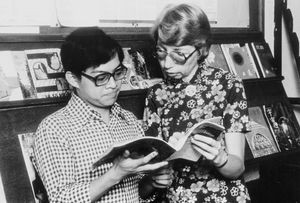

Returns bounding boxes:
[65,71,80,89]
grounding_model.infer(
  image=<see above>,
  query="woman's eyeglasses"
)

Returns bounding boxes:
[154,47,199,65]
[81,64,128,86]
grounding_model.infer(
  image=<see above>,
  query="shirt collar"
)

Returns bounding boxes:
[66,93,130,129]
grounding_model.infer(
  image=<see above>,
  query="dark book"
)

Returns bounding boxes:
[206,44,230,72]
[245,106,280,158]
[93,117,224,167]
[263,102,300,151]
[251,42,277,78]
[221,43,259,79]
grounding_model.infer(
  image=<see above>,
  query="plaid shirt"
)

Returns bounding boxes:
[34,93,144,203]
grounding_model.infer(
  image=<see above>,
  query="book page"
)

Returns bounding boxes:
[167,137,201,162]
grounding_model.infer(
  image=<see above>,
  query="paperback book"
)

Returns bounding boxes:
[93,117,224,167]
[25,48,71,98]
[12,51,37,99]
[18,133,46,203]
[250,42,277,78]
[245,106,280,158]
[263,102,300,151]
[221,43,260,79]
[0,51,24,101]
[206,44,230,72]
[121,48,153,90]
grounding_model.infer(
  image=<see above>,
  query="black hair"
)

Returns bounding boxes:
[60,27,124,77]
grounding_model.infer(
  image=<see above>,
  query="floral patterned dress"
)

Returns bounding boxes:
[143,62,251,203]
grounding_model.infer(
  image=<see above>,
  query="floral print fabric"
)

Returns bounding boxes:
[143,63,251,203]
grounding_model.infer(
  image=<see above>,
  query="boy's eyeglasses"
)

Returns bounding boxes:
[81,64,128,86]
[154,47,199,65]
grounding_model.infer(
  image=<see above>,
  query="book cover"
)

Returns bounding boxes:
[245,106,279,158]
[251,42,277,78]
[221,43,259,79]
[18,133,46,203]
[93,117,224,167]
[12,51,37,99]
[0,51,24,101]
[121,48,152,91]
[263,102,300,151]
[25,48,71,98]
[206,44,230,72]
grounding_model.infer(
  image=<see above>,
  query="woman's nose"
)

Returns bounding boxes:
[162,54,174,70]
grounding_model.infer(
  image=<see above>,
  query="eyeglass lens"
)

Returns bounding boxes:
[155,48,198,65]
[95,65,127,86]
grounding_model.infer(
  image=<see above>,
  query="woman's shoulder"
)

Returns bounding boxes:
[205,64,243,83]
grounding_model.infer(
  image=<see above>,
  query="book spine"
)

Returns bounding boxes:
[262,105,281,151]
[245,43,260,78]
[250,42,266,77]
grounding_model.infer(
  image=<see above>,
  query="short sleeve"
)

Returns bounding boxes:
[223,75,250,133]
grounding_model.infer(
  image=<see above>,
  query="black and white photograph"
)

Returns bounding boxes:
[0,0,300,203]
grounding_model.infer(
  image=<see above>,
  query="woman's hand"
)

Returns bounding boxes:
[191,134,228,167]
[112,150,168,180]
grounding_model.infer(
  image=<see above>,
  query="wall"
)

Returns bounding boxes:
[281,0,300,122]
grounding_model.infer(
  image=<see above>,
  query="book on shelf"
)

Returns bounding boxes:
[205,44,230,72]
[221,43,260,79]
[18,133,46,203]
[0,51,24,101]
[121,48,153,91]
[25,48,71,99]
[263,102,300,152]
[12,51,37,99]
[250,42,277,78]
[93,117,224,167]
[245,106,280,158]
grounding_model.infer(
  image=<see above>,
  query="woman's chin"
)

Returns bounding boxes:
[166,73,180,79]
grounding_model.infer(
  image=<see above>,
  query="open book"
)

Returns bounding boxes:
[93,117,224,168]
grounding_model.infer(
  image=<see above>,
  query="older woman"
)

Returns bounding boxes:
[143,3,251,202]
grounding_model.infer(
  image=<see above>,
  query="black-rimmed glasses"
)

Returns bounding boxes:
[81,64,128,86]
[154,47,199,65]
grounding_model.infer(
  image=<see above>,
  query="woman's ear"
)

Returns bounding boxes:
[65,71,80,89]
[199,46,209,58]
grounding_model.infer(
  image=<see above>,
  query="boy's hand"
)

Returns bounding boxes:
[151,166,174,188]
[112,150,168,180]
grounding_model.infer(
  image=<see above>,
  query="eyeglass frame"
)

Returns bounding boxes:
[81,64,128,86]
[154,46,199,65]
